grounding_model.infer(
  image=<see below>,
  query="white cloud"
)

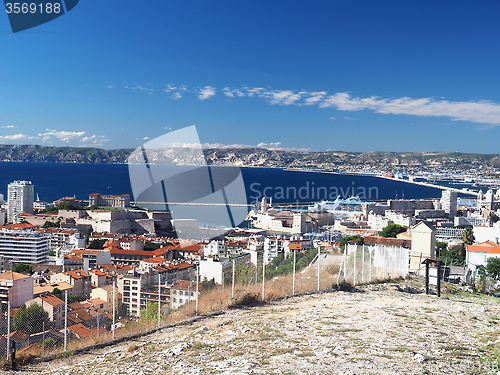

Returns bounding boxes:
[39,130,86,142]
[131,85,154,92]
[223,87,246,98]
[343,116,358,121]
[258,90,303,105]
[113,82,500,127]
[80,135,109,144]
[198,86,216,100]
[1,125,16,128]
[0,134,35,142]
[304,91,327,105]
[319,92,500,126]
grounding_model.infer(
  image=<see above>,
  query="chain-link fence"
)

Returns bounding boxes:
[1,244,412,366]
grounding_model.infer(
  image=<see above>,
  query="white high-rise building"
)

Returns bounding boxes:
[7,180,34,224]
[440,190,458,218]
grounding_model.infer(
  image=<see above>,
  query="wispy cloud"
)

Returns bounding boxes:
[0,134,35,142]
[1,125,16,129]
[112,82,500,127]
[39,129,86,142]
[198,86,216,100]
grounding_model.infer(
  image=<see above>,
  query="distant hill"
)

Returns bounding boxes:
[1,145,500,174]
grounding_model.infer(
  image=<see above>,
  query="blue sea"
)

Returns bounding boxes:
[0,161,461,205]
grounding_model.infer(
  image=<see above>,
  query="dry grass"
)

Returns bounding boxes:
[30,261,410,361]
[126,344,138,353]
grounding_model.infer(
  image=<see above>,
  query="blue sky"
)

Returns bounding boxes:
[1,1,500,153]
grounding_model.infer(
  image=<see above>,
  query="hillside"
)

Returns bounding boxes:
[26,280,500,375]
[1,145,500,176]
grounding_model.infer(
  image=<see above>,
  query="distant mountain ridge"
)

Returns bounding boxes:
[1,145,500,173]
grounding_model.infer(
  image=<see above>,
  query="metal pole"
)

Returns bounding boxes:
[369,249,373,283]
[343,249,346,282]
[362,245,365,284]
[6,301,10,362]
[222,270,224,295]
[353,245,357,286]
[157,273,161,328]
[196,264,199,316]
[112,280,116,340]
[382,246,386,280]
[64,290,68,352]
[232,259,235,305]
[97,309,99,337]
[42,321,45,350]
[317,247,320,292]
[146,296,148,323]
[262,253,265,301]
[292,249,296,295]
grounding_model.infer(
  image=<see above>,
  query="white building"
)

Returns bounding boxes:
[7,180,34,224]
[440,190,458,218]
[0,225,49,264]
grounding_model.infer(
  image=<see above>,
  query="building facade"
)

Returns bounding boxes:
[0,225,49,264]
[89,193,131,208]
[7,180,34,224]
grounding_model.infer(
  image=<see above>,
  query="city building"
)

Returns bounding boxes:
[0,223,49,264]
[440,190,458,218]
[89,193,131,208]
[7,180,34,224]
[26,294,65,329]
[466,241,500,273]
[0,270,34,309]
[170,280,197,310]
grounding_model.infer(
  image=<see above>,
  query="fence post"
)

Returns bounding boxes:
[232,259,235,305]
[362,244,365,284]
[222,270,224,295]
[112,280,116,340]
[343,249,347,282]
[317,247,320,292]
[369,248,372,283]
[196,264,199,316]
[42,321,45,350]
[353,245,357,286]
[97,309,100,337]
[262,253,265,302]
[6,301,10,363]
[157,273,161,328]
[64,290,68,352]
[336,252,344,286]
[382,246,386,281]
[292,249,296,295]
[146,296,149,323]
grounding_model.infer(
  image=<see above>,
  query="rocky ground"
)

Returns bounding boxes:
[16,280,500,375]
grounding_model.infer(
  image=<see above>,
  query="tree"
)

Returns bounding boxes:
[435,241,448,258]
[13,263,32,275]
[140,300,159,323]
[340,235,362,252]
[13,303,50,334]
[379,224,407,238]
[462,227,475,245]
[88,239,107,249]
[42,220,60,228]
[117,302,130,319]
[486,258,500,280]
[51,288,62,299]
[57,201,81,210]
[43,338,57,349]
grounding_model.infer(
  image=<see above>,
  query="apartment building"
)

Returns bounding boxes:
[0,224,49,264]
[7,180,34,224]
